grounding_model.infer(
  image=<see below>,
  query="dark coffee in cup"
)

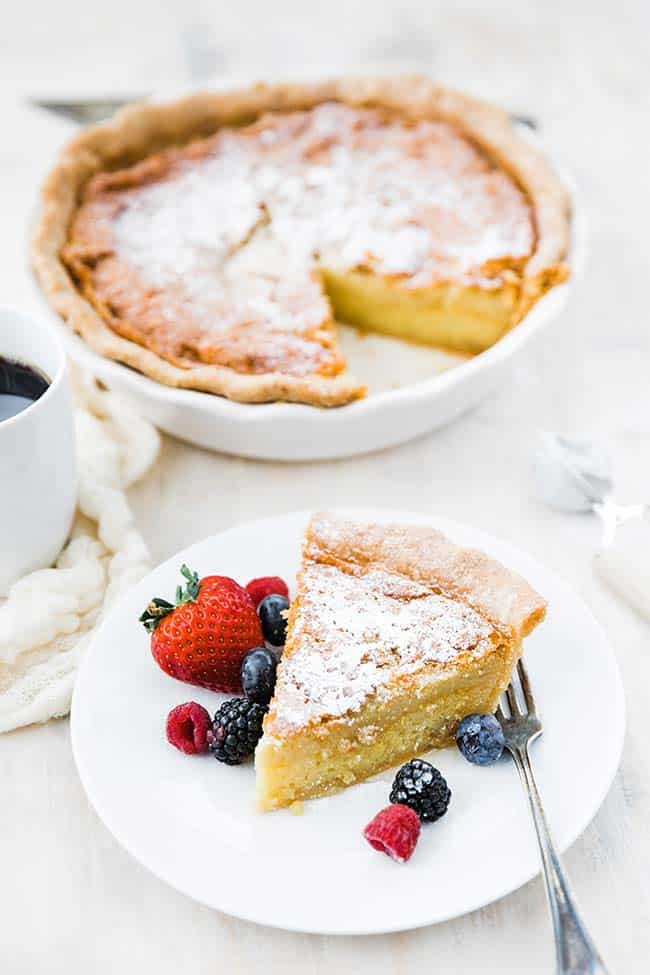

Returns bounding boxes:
[0,356,50,422]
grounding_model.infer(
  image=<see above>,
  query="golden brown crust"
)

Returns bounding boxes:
[32,75,570,407]
[262,510,546,751]
[306,512,547,639]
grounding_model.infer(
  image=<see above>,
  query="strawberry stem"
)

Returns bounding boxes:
[177,564,200,604]
[139,597,175,632]
[139,564,201,632]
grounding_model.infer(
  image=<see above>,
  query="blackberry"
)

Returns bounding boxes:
[208,698,267,765]
[456,713,505,765]
[389,759,451,822]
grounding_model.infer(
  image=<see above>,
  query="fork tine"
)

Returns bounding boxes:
[517,658,536,715]
[495,702,507,724]
[505,682,521,717]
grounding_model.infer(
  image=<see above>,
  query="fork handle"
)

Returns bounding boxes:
[510,746,609,974]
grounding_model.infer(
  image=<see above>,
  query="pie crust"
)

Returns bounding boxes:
[33,76,571,407]
[255,512,546,810]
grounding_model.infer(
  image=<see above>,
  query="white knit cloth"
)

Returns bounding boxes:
[0,372,159,733]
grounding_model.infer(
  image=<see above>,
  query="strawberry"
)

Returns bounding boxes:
[140,565,264,693]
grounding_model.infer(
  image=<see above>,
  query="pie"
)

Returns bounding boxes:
[255,512,546,811]
[33,76,570,407]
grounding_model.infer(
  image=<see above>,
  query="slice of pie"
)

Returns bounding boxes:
[255,512,546,811]
[33,77,570,407]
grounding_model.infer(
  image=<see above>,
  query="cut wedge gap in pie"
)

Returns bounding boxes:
[33,76,571,406]
[255,512,546,811]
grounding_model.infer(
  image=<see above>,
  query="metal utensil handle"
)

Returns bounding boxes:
[510,746,609,974]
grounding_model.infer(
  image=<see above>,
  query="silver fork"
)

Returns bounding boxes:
[496,660,609,974]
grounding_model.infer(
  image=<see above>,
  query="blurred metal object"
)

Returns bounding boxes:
[30,97,142,125]
[30,96,539,130]
[514,113,538,130]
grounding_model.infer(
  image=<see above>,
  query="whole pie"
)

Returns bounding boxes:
[255,512,546,810]
[33,77,571,407]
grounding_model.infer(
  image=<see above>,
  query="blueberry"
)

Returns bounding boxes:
[241,647,277,705]
[455,713,505,765]
[258,594,290,646]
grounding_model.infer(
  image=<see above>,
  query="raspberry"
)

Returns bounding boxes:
[245,576,289,608]
[363,804,421,863]
[166,702,211,755]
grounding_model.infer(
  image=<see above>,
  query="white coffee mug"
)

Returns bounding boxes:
[0,306,77,594]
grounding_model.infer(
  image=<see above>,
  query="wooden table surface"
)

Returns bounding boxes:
[2,1,649,970]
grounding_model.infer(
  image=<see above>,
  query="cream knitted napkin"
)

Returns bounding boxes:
[0,371,159,733]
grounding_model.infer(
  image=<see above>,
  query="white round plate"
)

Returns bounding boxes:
[31,114,584,462]
[71,509,623,935]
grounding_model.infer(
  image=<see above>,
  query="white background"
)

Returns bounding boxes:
[1,0,649,971]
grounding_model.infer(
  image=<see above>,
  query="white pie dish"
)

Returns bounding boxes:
[31,126,583,462]
[71,508,623,935]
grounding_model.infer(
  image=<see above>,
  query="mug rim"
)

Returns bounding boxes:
[0,304,68,432]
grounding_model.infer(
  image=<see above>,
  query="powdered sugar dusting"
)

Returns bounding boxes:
[272,562,494,732]
[112,103,533,337]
